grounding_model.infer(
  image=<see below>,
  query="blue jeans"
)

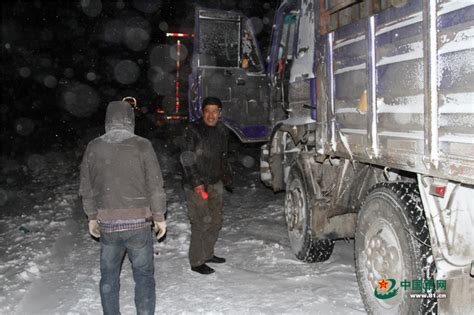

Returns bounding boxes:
[100,227,155,315]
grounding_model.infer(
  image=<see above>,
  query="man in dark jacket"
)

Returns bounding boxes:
[180,96,233,275]
[79,100,166,314]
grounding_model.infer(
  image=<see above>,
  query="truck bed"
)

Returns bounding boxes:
[317,0,474,184]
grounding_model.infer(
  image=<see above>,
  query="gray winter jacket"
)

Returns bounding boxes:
[79,101,166,222]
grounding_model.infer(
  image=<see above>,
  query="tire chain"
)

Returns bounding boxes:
[365,182,438,314]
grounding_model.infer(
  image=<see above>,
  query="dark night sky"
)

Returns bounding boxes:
[1,0,277,157]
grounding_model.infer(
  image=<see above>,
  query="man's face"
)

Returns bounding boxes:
[202,104,221,127]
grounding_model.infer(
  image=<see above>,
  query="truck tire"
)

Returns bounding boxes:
[355,182,437,314]
[285,163,334,262]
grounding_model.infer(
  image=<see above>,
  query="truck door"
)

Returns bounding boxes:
[190,9,271,142]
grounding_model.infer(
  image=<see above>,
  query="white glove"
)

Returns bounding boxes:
[88,219,100,238]
[153,221,167,240]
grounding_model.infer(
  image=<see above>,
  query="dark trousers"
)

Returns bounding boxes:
[185,181,224,267]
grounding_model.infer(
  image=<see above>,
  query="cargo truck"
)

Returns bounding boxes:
[189,1,474,313]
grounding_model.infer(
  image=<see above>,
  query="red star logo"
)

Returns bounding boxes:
[378,278,389,290]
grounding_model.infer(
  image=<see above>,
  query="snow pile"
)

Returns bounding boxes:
[0,152,80,313]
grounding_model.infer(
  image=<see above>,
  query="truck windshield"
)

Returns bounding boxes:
[199,18,240,67]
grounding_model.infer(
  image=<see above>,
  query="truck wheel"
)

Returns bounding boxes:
[285,164,334,262]
[355,182,437,314]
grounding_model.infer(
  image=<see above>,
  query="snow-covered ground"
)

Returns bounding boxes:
[0,137,365,314]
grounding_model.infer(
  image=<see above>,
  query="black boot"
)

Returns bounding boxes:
[191,263,215,275]
[206,255,226,264]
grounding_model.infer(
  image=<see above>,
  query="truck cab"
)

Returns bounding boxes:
[189,8,272,142]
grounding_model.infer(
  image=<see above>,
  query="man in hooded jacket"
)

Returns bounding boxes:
[79,100,166,315]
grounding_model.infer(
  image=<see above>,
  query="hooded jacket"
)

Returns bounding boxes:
[180,119,232,189]
[79,101,166,222]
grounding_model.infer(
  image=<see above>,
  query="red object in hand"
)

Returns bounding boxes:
[200,191,208,200]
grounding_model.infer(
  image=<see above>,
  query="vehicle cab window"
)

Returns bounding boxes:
[198,17,240,67]
[241,20,263,72]
[277,12,297,78]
